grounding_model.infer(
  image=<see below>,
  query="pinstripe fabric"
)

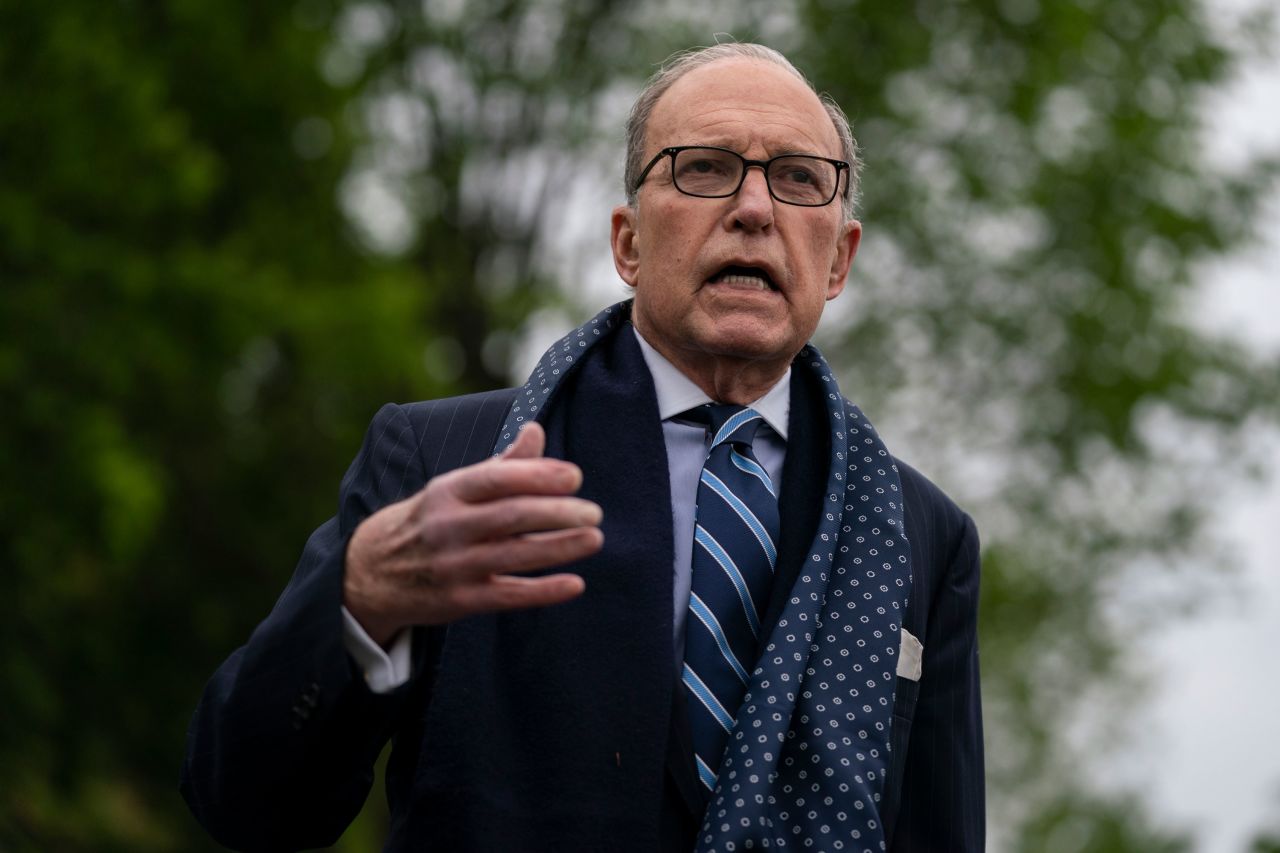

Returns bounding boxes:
[882,463,985,851]
[681,405,778,795]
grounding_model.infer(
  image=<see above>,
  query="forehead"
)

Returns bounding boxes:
[645,58,840,159]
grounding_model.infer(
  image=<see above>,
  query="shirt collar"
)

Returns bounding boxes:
[631,325,790,440]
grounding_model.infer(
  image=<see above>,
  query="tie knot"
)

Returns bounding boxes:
[684,404,765,448]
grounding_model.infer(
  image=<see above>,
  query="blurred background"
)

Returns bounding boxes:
[3,0,1278,850]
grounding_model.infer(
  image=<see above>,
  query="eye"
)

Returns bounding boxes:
[679,156,733,177]
[775,163,819,185]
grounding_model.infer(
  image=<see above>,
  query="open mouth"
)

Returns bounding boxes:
[707,265,777,291]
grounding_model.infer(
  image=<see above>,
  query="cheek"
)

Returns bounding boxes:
[806,228,843,288]
[651,205,706,267]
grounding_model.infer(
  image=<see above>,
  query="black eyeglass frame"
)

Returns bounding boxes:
[632,145,850,207]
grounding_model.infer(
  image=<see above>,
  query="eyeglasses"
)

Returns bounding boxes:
[633,145,849,207]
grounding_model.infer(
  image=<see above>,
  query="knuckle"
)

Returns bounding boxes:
[426,551,463,582]
[436,543,497,581]
[472,463,501,494]
[435,583,467,613]
[409,564,442,588]
[416,514,448,547]
[507,501,540,530]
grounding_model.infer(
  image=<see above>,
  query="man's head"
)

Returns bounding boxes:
[610,44,862,401]
[622,44,862,220]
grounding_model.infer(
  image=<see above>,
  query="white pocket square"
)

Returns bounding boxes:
[897,628,923,681]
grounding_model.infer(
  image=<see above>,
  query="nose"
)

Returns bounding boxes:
[729,165,774,231]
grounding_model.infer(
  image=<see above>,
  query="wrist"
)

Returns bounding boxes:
[343,522,401,648]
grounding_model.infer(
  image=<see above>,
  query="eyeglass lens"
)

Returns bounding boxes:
[672,148,837,205]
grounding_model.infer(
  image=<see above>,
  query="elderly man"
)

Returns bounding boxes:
[182,43,983,852]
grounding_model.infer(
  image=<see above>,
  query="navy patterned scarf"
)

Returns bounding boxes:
[494,301,912,852]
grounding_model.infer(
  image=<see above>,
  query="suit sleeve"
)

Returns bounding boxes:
[180,403,434,852]
[891,513,985,853]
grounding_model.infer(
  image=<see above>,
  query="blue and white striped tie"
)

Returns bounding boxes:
[681,404,779,796]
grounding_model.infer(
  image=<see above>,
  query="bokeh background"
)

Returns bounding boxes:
[3,0,1278,850]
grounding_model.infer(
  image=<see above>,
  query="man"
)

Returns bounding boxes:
[182,43,983,852]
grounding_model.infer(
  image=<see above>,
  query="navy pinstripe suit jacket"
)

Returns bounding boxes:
[182,330,983,852]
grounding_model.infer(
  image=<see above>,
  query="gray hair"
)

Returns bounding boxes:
[623,43,861,219]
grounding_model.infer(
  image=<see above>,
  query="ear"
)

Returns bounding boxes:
[610,205,641,287]
[826,218,861,300]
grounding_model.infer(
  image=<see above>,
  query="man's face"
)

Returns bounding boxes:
[611,58,860,384]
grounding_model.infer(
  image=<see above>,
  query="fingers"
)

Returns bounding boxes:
[450,456,584,503]
[445,573,587,618]
[432,525,605,580]
[452,422,585,503]
[441,495,603,543]
[374,528,601,628]
[343,420,605,632]
[501,421,545,460]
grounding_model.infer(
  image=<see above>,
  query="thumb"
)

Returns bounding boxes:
[501,421,546,460]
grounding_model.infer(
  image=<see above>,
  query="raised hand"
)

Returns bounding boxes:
[342,422,602,646]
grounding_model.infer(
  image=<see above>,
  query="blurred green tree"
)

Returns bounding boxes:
[786,2,1280,847]
[2,0,1276,851]
[0,1,445,849]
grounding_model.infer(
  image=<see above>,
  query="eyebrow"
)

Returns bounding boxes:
[680,140,830,159]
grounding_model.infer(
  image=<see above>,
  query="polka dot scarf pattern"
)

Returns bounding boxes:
[495,302,912,852]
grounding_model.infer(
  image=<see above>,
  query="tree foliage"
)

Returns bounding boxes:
[783,1,1280,842]
[2,0,1275,850]
[1,1,439,848]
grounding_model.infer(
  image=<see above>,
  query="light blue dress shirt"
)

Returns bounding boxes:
[629,327,789,668]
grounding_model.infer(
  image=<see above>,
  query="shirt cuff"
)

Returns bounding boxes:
[341,606,412,693]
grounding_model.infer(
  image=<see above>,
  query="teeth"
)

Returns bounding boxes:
[719,274,770,290]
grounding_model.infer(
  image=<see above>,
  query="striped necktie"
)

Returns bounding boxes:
[681,404,780,796]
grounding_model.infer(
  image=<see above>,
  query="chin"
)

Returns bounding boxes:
[695,330,794,364]
[713,312,791,343]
